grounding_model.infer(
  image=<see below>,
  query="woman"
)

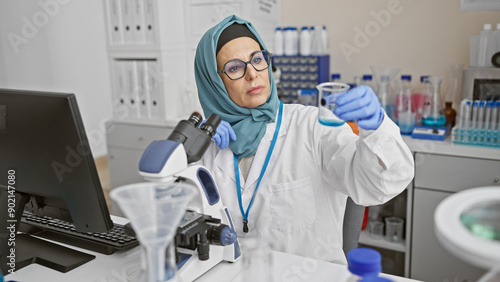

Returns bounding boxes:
[194,15,414,264]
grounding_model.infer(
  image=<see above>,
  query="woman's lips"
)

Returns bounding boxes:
[247,85,264,95]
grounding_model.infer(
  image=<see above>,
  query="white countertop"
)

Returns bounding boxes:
[402,135,500,161]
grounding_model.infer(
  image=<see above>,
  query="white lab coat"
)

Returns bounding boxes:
[200,103,414,264]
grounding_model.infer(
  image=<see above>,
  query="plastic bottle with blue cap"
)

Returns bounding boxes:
[274,27,284,56]
[361,74,375,90]
[321,25,329,53]
[299,26,311,56]
[284,27,295,56]
[331,73,341,82]
[345,247,385,281]
[291,27,299,55]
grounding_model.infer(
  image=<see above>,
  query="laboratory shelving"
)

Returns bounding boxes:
[358,186,410,278]
[358,230,406,253]
[103,0,281,123]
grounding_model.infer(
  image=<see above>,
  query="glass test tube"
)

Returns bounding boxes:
[471,101,479,142]
[478,101,485,129]
[477,101,485,142]
[485,101,493,129]
[457,100,467,142]
[485,101,493,144]
[492,102,499,144]
[464,100,472,143]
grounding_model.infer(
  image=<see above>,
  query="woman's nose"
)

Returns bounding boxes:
[245,63,258,80]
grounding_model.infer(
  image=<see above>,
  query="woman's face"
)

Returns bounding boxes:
[216,37,271,108]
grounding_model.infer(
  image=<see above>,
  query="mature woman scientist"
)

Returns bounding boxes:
[194,15,414,265]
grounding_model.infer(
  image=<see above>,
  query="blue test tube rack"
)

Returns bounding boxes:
[451,100,500,148]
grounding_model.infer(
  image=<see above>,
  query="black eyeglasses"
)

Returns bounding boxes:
[217,50,272,80]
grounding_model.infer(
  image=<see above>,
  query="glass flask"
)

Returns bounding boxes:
[422,76,446,127]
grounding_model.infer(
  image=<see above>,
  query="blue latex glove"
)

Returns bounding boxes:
[330,85,384,130]
[211,120,237,150]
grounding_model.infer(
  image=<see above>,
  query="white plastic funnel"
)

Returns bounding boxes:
[111,182,197,282]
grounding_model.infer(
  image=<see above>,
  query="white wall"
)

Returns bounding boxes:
[282,0,500,106]
[0,32,7,86]
[0,0,112,157]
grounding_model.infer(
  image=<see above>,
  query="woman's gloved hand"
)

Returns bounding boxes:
[211,120,237,150]
[332,85,384,130]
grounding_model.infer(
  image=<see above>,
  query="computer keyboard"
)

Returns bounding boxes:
[20,211,139,255]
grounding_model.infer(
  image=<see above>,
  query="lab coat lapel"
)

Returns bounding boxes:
[214,147,238,183]
[244,110,288,190]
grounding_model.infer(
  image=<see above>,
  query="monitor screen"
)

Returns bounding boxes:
[0,88,114,273]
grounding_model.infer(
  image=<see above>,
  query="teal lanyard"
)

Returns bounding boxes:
[234,102,283,233]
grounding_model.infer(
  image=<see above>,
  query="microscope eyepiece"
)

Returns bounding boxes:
[200,114,221,137]
[166,112,222,163]
[187,112,203,127]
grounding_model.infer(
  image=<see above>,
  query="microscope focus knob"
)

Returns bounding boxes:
[207,224,237,246]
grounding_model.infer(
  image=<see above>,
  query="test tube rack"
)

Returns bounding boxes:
[451,128,500,148]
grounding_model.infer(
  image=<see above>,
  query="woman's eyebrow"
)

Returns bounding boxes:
[248,50,261,58]
[228,50,261,62]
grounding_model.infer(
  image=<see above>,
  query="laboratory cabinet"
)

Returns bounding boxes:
[403,137,500,282]
[410,153,500,282]
[360,137,500,279]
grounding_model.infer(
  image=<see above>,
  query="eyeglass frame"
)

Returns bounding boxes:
[217,50,273,80]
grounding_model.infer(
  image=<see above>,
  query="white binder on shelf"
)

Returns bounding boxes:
[145,60,162,120]
[125,60,140,118]
[106,0,123,44]
[132,0,146,44]
[120,0,134,44]
[136,60,149,118]
[112,60,128,118]
[143,0,156,44]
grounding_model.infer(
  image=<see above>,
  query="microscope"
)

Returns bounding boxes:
[137,112,241,282]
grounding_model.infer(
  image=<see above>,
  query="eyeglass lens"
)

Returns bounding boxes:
[224,51,270,80]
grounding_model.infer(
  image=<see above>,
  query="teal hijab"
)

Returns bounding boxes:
[194,15,280,159]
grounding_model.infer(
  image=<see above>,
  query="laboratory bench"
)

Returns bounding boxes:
[105,119,500,281]
[5,216,420,282]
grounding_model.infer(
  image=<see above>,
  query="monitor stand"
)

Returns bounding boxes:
[0,190,95,274]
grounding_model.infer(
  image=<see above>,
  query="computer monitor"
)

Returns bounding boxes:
[0,88,114,274]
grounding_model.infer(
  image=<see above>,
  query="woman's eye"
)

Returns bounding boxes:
[252,57,262,64]
[227,65,241,73]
